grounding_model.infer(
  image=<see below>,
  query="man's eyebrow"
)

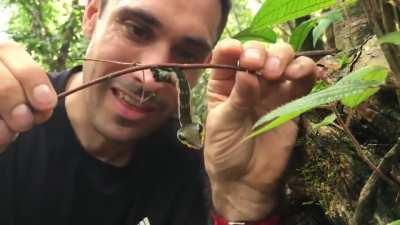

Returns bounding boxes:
[182,37,212,53]
[118,7,212,53]
[118,7,162,28]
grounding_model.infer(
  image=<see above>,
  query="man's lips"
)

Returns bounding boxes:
[110,87,157,119]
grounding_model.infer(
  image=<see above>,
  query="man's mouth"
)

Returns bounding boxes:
[110,87,157,119]
[114,88,138,106]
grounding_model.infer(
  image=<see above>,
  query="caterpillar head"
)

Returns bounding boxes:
[177,123,204,150]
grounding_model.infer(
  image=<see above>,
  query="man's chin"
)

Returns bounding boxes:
[95,123,156,144]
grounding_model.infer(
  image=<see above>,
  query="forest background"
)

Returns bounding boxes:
[1,0,400,224]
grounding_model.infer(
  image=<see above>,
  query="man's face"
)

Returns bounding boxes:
[81,0,221,142]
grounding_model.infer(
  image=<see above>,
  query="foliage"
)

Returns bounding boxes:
[289,10,343,50]
[312,9,343,46]
[290,19,318,51]
[235,0,353,44]
[5,0,87,71]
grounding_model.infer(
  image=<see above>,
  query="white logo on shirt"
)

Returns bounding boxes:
[137,217,151,225]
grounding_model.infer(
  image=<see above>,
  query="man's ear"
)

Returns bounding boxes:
[83,0,101,39]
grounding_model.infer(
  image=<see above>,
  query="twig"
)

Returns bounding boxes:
[334,108,400,189]
[295,49,339,57]
[57,63,261,99]
[60,49,339,99]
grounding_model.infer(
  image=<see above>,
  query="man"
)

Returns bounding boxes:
[0,0,320,224]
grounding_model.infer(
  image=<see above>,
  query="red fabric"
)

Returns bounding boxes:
[212,213,279,225]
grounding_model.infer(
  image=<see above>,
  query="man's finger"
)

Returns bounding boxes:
[239,41,267,70]
[0,42,57,111]
[210,39,243,81]
[284,56,318,80]
[227,71,260,113]
[262,43,295,80]
[0,62,34,132]
[286,74,317,100]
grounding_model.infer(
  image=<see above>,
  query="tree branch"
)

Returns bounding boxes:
[350,138,400,225]
[55,0,79,71]
[334,108,400,189]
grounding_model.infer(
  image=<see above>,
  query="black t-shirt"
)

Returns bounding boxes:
[0,66,209,225]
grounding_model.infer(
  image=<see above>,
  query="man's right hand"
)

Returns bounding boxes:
[0,41,58,153]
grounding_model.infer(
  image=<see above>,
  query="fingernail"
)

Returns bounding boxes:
[244,49,262,61]
[33,84,56,107]
[266,57,282,75]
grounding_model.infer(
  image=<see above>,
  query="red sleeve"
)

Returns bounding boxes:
[212,213,280,225]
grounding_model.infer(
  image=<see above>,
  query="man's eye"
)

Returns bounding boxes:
[125,22,152,41]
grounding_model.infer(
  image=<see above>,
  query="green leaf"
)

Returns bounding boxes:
[338,66,388,108]
[378,31,400,45]
[234,27,277,43]
[245,66,387,140]
[290,20,317,51]
[247,80,380,139]
[251,0,351,29]
[310,80,330,93]
[387,220,400,225]
[312,10,343,46]
[311,113,337,129]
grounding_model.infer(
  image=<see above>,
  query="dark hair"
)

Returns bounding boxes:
[99,0,231,42]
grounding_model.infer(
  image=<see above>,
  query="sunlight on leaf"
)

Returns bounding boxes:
[250,0,354,30]
[338,66,388,108]
[378,31,400,45]
[387,220,400,225]
[234,26,277,43]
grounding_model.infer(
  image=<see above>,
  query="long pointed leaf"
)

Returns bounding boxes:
[246,66,388,140]
[290,20,317,51]
[337,65,388,107]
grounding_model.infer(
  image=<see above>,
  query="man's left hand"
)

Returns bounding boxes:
[204,39,322,221]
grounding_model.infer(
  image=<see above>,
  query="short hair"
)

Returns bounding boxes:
[99,0,231,42]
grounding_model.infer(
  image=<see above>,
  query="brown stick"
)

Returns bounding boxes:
[57,63,261,99]
[295,49,339,57]
[58,49,338,99]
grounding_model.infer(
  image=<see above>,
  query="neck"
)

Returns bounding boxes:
[65,72,134,167]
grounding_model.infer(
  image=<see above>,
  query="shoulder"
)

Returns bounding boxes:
[49,65,83,93]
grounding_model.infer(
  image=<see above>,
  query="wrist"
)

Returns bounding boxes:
[212,212,280,225]
[211,181,278,221]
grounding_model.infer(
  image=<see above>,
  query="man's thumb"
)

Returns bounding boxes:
[227,71,259,116]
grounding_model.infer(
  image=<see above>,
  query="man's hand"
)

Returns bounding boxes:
[204,39,321,221]
[0,41,57,153]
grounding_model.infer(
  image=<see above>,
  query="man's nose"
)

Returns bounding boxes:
[134,44,171,83]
